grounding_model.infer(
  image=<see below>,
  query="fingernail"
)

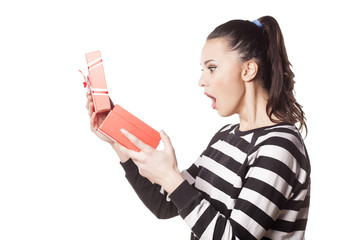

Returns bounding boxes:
[120,129,126,134]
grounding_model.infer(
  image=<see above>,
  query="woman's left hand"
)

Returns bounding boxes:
[113,129,184,194]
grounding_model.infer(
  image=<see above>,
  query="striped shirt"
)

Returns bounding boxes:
[121,123,311,239]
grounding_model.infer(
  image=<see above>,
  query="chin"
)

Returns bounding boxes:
[217,109,233,118]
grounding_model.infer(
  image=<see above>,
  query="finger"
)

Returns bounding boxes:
[90,112,96,131]
[160,130,174,152]
[91,112,100,131]
[109,97,115,109]
[120,129,152,153]
[85,94,92,109]
[88,102,94,117]
[114,142,141,161]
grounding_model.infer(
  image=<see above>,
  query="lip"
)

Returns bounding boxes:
[204,92,216,109]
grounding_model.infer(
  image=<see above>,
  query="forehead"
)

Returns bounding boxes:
[201,38,238,63]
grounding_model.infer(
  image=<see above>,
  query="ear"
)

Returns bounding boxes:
[241,60,258,82]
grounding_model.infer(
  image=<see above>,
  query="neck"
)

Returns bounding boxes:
[238,81,276,131]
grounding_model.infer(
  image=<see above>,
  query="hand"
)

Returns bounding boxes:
[86,93,130,162]
[113,129,184,194]
[85,93,113,143]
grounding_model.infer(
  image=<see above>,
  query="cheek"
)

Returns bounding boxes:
[215,74,245,115]
[219,74,245,100]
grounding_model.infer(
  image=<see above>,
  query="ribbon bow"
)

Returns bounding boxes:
[79,55,109,95]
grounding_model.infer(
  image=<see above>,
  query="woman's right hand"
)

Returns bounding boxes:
[85,93,113,144]
[86,93,130,162]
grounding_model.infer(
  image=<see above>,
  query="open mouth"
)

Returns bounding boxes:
[204,92,216,109]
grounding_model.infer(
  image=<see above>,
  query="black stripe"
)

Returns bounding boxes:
[178,195,203,219]
[203,148,245,175]
[213,217,226,239]
[200,190,232,217]
[229,218,257,240]
[284,196,310,211]
[198,167,241,198]
[186,163,200,180]
[226,135,252,153]
[192,206,217,238]
[250,136,308,170]
[255,156,298,187]
[272,218,308,232]
[244,178,288,209]
[263,126,303,144]
[235,198,274,229]
[206,124,234,148]
[291,177,311,198]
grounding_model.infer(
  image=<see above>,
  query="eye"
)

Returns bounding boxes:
[208,66,216,72]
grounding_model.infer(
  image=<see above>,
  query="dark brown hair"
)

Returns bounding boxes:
[207,16,307,135]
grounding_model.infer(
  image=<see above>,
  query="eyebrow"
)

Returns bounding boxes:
[200,59,216,66]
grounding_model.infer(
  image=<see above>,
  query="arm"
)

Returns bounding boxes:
[119,158,180,219]
[116,126,309,239]
[86,94,179,218]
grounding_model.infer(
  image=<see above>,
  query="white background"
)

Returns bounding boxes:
[1,0,359,239]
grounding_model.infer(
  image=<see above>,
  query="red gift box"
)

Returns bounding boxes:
[82,50,111,113]
[98,104,161,152]
[81,51,161,151]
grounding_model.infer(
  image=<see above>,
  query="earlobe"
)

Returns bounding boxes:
[242,60,258,82]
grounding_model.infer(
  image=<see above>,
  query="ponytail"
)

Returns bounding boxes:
[258,16,307,135]
[207,16,307,135]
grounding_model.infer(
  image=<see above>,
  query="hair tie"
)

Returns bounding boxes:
[252,20,263,28]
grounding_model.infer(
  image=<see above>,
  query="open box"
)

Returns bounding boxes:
[82,50,161,152]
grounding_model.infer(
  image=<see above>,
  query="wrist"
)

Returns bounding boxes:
[162,169,185,194]
[111,143,130,163]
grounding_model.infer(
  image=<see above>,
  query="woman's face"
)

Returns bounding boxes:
[199,38,246,117]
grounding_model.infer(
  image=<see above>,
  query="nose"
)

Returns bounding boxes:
[198,72,208,87]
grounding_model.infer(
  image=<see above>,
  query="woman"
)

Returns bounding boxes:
[86,16,311,239]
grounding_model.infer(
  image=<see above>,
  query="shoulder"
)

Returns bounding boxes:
[249,123,310,175]
[253,123,306,154]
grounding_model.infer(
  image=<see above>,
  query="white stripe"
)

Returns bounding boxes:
[228,126,254,143]
[91,87,108,91]
[245,166,293,199]
[195,177,236,209]
[92,93,109,96]
[249,145,308,184]
[194,156,202,168]
[211,140,247,164]
[264,229,305,239]
[184,199,210,228]
[197,155,243,188]
[278,207,309,222]
[221,221,233,240]
[239,188,280,220]
[255,131,306,156]
[181,170,195,185]
[199,213,219,240]
[242,132,254,143]
[220,124,236,132]
[292,188,309,201]
[231,209,266,238]
[89,61,103,70]
[87,57,102,67]
[265,124,296,132]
